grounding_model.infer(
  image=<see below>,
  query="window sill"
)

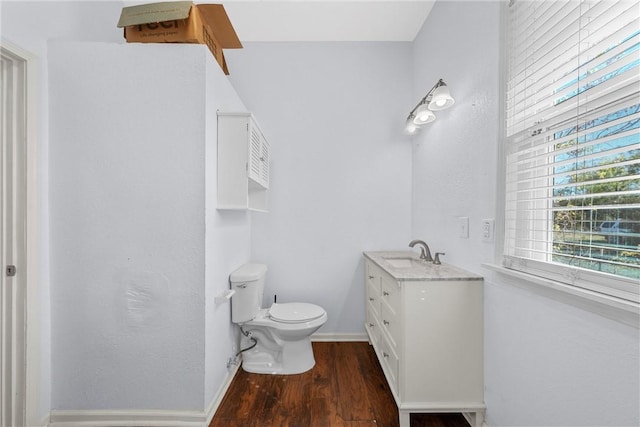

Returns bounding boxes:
[482,263,640,328]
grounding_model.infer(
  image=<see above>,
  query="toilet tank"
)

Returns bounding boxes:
[230,263,267,323]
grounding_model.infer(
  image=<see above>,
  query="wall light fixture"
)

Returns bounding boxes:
[404,79,455,134]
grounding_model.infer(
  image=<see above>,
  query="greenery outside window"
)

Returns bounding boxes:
[503,0,639,303]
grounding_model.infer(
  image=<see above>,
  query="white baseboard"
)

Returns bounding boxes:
[48,409,205,427]
[205,361,241,426]
[311,332,369,342]
[48,362,242,427]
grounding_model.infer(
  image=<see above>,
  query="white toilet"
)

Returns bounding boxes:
[230,263,328,375]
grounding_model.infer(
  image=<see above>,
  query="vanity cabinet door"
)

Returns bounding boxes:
[379,271,400,351]
[366,266,381,319]
[381,273,399,314]
[365,261,382,345]
[365,304,380,346]
[380,301,400,349]
[379,332,399,393]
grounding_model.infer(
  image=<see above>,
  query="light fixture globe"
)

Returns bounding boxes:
[413,103,436,124]
[403,79,454,132]
[405,115,419,134]
[428,84,455,111]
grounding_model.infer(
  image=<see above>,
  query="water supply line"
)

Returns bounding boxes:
[235,325,257,357]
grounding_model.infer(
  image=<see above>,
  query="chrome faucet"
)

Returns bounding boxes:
[408,239,433,262]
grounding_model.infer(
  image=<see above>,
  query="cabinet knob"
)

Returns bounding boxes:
[368,275,375,279]
[383,352,389,358]
[383,291,390,296]
[383,320,390,326]
[369,323,374,328]
[369,297,375,302]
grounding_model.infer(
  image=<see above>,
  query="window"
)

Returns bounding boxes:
[503,0,639,303]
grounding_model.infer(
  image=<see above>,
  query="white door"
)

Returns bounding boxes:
[0,42,36,427]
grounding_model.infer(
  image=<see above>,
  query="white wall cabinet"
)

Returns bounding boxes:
[217,112,270,212]
[364,252,485,427]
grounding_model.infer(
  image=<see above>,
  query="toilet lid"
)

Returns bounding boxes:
[269,303,325,324]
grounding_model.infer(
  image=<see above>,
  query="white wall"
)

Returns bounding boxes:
[411,2,639,426]
[49,41,208,410]
[226,42,413,335]
[47,41,253,413]
[410,2,499,269]
[484,275,639,426]
[1,0,125,419]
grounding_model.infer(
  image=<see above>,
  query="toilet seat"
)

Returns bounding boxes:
[269,303,325,324]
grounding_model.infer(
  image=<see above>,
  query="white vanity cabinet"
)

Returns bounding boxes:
[217,112,270,212]
[364,252,485,427]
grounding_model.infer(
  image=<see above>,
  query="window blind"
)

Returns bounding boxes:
[504,0,639,302]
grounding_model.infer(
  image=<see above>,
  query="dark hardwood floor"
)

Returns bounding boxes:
[210,342,469,427]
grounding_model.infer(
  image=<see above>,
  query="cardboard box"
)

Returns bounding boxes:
[117,1,242,74]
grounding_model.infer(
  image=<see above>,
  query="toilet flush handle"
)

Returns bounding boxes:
[236,283,248,289]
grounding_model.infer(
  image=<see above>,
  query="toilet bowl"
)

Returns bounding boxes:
[230,264,328,375]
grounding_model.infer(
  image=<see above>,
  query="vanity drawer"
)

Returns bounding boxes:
[366,280,380,316]
[365,304,380,346]
[381,273,400,314]
[379,332,399,393]
[366,262,382,287]
[380,301,400,349]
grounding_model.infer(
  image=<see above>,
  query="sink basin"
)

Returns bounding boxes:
[383,257,425,269]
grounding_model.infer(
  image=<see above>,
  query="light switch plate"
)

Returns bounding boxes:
[459,216,469,238]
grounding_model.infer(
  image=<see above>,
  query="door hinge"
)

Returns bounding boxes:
[6,265,17,277]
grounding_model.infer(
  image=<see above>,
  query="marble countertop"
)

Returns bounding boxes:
[363,251,483,281]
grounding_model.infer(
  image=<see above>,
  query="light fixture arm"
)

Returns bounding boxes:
[404,78,454,134]
[406,78,446,121]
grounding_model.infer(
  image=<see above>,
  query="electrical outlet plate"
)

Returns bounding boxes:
[482,219,495,242]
